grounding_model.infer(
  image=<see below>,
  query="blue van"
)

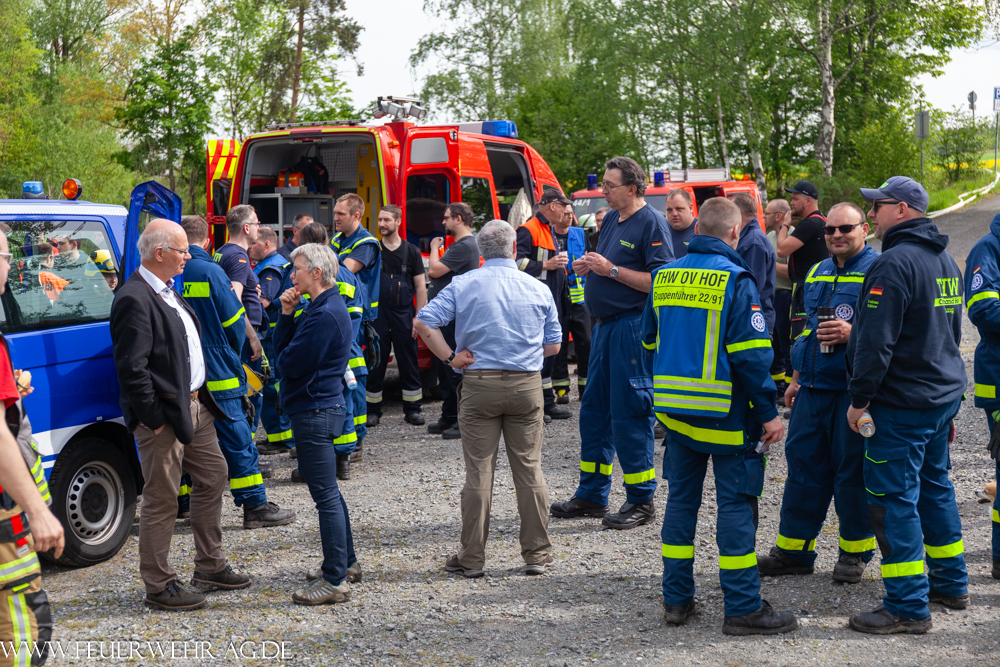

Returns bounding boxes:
[0,180,181,566]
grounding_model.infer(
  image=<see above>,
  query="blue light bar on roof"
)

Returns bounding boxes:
[457,120,518,138]
[586,174,598,190]
[22,182,43,196]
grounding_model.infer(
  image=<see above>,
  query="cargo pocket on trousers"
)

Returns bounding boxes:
[863,446,909,497]
[627,377,654,417]
[737,455,765,498]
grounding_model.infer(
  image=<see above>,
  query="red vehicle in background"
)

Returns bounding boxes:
[205,97,566,389]
[571,168,765,221]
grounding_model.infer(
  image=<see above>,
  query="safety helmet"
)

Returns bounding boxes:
[89,249,116,274]
[579,213,597,232]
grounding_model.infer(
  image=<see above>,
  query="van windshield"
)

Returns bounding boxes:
[0,220,118,334]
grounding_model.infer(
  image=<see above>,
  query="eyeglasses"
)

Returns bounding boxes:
[0,252,12,262]
[161,245,190,256]
[600,182,629,192]
[870,199,900,214]
[823,223,863,235]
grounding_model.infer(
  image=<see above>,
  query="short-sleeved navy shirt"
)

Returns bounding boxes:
[585,204,674,319]
[216,243,263,327]
[667,219,697,259]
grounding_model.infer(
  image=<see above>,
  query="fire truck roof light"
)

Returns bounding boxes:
[62,178,82,200]
[586,174,598,190]
[22,182,43,195]
[457,121,518,138]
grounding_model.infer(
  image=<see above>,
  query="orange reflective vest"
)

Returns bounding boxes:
[522,216,557,252]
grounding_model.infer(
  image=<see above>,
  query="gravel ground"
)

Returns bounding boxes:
[38,196,1000,666]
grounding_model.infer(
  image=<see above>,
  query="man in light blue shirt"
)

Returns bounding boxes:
[415,220,562,578]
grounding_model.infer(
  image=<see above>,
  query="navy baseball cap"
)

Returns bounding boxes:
[783,180,819,200]
[859,176,928,213]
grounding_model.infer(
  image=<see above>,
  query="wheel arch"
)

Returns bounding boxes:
[62,421,144,494]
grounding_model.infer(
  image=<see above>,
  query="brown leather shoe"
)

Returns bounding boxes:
[145,580,206,611]
[191,564,251,590]
[525,555,554,576]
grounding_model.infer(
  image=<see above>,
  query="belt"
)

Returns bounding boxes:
[465,369,539,379]
[595,309,641,326]
[190,390,199,402]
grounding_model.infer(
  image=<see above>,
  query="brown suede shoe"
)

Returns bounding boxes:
[145,580,206,611]
[191,564,251,590]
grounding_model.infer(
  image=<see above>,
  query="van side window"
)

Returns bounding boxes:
[460,177,494,231]
[405,173,451,253]
[0,221,118,334]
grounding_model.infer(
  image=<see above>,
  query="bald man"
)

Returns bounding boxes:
[111,219,250,612]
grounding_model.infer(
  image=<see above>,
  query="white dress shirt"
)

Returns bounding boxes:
[138,265,206,392]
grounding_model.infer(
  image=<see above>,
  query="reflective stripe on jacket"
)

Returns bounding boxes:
[566,226,587,304]
[966,214,1000,410]
[332,226,381,321]
[253,251,290,327]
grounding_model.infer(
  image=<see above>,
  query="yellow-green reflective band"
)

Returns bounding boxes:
[784,374,794,383]
[371,301,379,309]
[771,373,785,381]
[182,282,210,298]
[658,414,743,445]
[552,379,571,387]
[924,540,964,559]
[270,321,277,328]
[266,430,293,442]
[796,328,812,339]
[207,377,241,391]
[806,274,865,284]
[623,468,656,485]
[177,484,192,496]
[338,282,356,298]
[38,483,50,503]
[726,339,772,354]
[348,306,363,313]
[840,536,876,552]
[967,291,999,308]
[776,534,816,551]
[580,461,613,476]
[8,593,28,667]
[221,307,245,328]
[0,552,40,583]
[334,431,358,445]
[719,552,757,570]
[655,395,730,412]
[354,415,366,426]
[993,508,1000,523]
[642,340,656,350]
[349,357,366,368]
[881,561,924,578]
[578,377,587,385]
[654,376,732,395]
[294,309,305,318]
[662,544,694,559]
[230,474,264,490]
[975,384,996,399]
[402,389,422,401]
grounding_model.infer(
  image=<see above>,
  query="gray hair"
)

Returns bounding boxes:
[290,243,339,288]
[138,225,175,261]
[477,220,515,260]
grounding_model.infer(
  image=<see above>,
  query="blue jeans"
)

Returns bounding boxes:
[290,406,356,586]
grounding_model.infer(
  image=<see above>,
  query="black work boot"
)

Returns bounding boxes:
[550,497,608,518]
[256,457,274,479]
[757,546,814,577]
[349,444,363,464]
[849,605,931,635]
[543,415,553,424]
[602,501,655,530]
[337,454,351,480]
[404,412,425,426]
[191,564,251,590]
[545,406,572,420]
[831,553,868,583]
[145,580,206,611]
[555,388,569,405]
[243,501,296,529]
[290,468,306,484]
[442,424,462,439]
[663,600,697,625]
[722,600,798,636]
[929,590,970,610]
[256,440,289,455]
[993,561,1000,580]
[428,418,456,434]
[366,414,380,428]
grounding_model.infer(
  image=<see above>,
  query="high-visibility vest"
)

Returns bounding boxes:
[565,226,587,304]
[518,216,557,281]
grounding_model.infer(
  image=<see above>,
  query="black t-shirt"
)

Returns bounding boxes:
[381,239,424,278]
[789,212,829,281]
[554,231,569,252]
[428,235,480,300]
[216,243,263,327]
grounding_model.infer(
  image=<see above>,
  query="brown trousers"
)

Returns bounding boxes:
[134,398,228,594]
[457,371,551,569]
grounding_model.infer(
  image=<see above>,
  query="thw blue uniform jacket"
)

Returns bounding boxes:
[292,268,367,377]
[641,235,778,455]
[964,213,1000,411]
[332,225,381,322]
[565,226,588,304]
[791,244,878,391]
[253,251,290,331]
[181,244,247,399]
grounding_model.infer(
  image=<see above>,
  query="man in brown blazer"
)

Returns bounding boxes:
[110,219,250,611]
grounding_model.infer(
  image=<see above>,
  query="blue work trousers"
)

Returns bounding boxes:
[865,400,967,619]
[259,335,294,449]
[775,387,874,565]
[214,396,267,507]
[770,289,792,383]
[291,407,356,585]
[979,411,1000,563]
[241,335,263,432]
[661,436,763,617]
[575,312,656,506]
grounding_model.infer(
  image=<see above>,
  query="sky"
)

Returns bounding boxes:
[339,0,999,122]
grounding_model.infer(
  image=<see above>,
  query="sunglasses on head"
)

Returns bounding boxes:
[823,222,863,235]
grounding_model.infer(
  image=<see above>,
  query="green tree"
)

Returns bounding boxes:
[933,107,989,183]
[0,0,42,193]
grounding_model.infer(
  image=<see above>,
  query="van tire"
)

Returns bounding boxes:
[42,438,137,567]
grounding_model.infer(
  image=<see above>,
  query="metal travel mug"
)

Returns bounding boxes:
[817,306,836,354]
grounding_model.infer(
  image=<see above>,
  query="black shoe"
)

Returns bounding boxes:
[291,468,306,483]
[349,445,363,464]
[723,600,798,636]
[993,561,1000,580]
[555,389,569,405]
[145,580,206,611]
[543,415,552,425]
[545,406,572,420]
[243,501,296,529]
[929,590,970,610]
[832,553,868,584]
[663,600,697,625]
[256,440,289,455]
[257,458,274,480]
[550,496,608,518]
[654,421,667,439]
[404,413,425,426]
[191,564,251,590]
[337,454,351,480]
[757,546,814,577]
[177,506,190,520]
[849,605,931,635]
[428,419,456,434]
[366,414,380,428]
[602,501,655,530]
[289,447,297,460]
[442,425,461,439]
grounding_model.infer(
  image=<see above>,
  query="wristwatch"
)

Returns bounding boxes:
[444,352,456,367]
[610,265,619,280]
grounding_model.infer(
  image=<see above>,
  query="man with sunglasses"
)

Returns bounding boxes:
[845,176,967,634]
[757,202,878,585]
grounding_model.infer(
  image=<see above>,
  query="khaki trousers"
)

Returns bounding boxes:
[134,398,228,594]
[457,371,551,569]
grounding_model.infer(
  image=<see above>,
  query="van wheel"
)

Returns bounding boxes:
[42,438,137,567]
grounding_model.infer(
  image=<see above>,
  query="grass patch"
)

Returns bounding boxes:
[927,169,999,212]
